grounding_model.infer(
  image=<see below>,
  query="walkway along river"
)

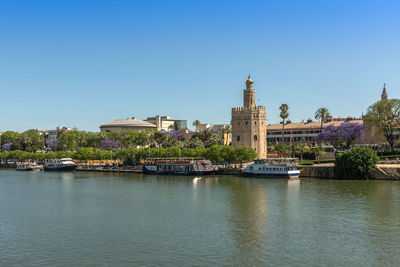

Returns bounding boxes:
[0,170,399,266]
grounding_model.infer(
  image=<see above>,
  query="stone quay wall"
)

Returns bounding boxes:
[300,165,400,180]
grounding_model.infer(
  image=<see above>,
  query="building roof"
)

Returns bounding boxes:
[100,118,156,128]
[266,119,364,131]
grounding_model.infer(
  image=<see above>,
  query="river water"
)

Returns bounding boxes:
[0,170,399,266]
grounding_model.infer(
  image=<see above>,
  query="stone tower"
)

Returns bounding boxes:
[381,83,388,100]
[231,75,267,158]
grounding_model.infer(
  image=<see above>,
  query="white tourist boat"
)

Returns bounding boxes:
[44,158,78,171]
[16,162,43,171]
[243,158,300,178]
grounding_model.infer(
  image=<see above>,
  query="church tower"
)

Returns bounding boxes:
[381,83,388,100]
[231,75,267,158]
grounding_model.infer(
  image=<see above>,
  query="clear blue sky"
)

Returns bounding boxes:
[0,0,399,132]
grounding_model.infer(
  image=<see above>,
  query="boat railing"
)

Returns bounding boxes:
[144,158,211,165]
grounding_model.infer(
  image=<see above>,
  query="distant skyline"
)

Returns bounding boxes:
[0,0,399,132]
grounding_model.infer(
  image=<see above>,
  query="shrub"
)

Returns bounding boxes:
[334,146,379,179]
[380,155,399,159]
[299,161,315,165]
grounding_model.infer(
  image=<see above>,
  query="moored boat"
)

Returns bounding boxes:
[243,158,300,178]
[143,158,216,175]
[16,162,43,171]
[44,158,78,171]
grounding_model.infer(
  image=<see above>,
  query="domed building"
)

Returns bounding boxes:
[100,117,157,132]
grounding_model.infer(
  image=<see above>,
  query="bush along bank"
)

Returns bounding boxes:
[334,146,379,179]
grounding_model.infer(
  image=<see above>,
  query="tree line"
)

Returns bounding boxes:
[0,145,257,164]
[1,128,225,153]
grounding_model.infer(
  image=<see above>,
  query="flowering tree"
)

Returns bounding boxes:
[46,140,57,150]
[163,130,186,141]
[2,142,13,151]
[101,138,119,150]
[317,122,364,149]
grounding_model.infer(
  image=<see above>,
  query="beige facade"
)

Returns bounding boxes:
[231,75,267,158]
[100,117,156,132]
[267,118,364,145]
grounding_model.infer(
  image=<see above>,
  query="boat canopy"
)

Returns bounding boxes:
[254,158,299,165]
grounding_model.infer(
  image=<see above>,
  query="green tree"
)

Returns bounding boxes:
[314,107,331,134]
[18,129,45,152]
[153,131,167,147]
[279,104,289,143]
[0,131,21,150]
[273,143,289,157]
[234,147,257,164]
[205,134,219,148]
[295,143,309,161]
[57,131,79,151]
[312,145,325,163]
[334,146,379,179]
[187,137,204,149]
[366,99,400,152]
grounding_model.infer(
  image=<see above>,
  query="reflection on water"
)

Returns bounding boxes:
[0,171,399,266]
[226,178,269,265]
[61,172,74,180]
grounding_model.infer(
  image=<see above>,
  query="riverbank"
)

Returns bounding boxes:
[2,162,400,180]
[300,164,400,180]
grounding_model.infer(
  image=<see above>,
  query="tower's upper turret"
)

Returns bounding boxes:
[246,74,253,89]
[243,74,256,108]
[381,83,388,100]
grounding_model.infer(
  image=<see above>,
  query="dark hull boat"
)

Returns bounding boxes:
[44,158,78,172]
[143,158,216,176]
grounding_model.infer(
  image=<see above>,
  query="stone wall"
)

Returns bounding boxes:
[300,165,400,180]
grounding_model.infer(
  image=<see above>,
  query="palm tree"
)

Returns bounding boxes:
[313,145,325,164]
[168,124,175,131]
[279,104,289,143]
[295,143,309,161]
[192,120,201,127]
[192,120,201,132]
[314,107,331,133]
[273,143,289,158]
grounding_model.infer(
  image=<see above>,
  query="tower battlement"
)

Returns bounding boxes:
[232,106,266,112]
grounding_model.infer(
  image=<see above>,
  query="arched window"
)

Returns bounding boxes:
[254,135,258,141]
[246,121,248,125]
[255,121,257,125]
[237,135,240,142]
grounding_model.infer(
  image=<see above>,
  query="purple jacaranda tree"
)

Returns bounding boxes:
[163,130,186,141]
[101,138,120,150]
[317,122,364,149]
[46,140,57,150]
[337,122,365,148]
[1,142,13,151]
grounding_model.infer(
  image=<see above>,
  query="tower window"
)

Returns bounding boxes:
[238,122,240,125]
[254,135,258,141]
[246,121,248,125]
[237,135,240,142]
[255,121,257,125]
